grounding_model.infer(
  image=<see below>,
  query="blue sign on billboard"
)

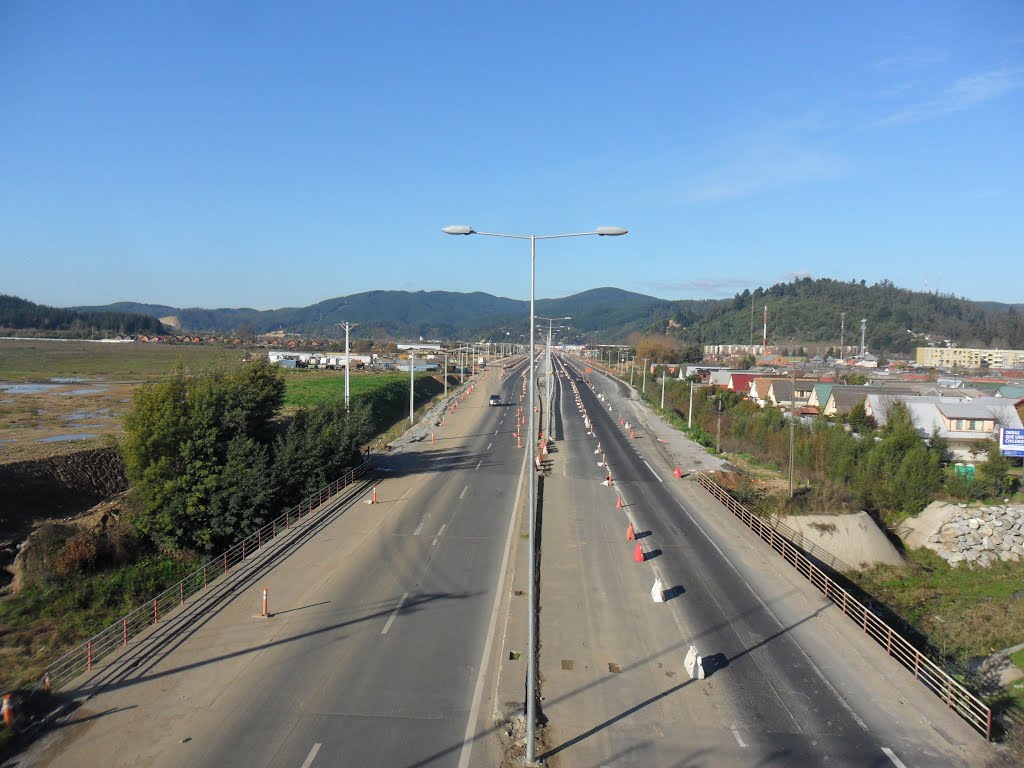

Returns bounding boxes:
[999,427,1024,457]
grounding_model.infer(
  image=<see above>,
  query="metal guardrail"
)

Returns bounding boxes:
[695,472,993,741]
[36,461,375,694]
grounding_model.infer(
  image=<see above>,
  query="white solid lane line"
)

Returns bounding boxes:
[475,459,482,470]
[730,727,746,748]
[431,523,447,547]
[381,592,409,635]
[413,516,426,536]
[459,484,469,500]
[487,442,492,450]
[881,748,908,768]
[300,743,322,768]
[643,460,663,483]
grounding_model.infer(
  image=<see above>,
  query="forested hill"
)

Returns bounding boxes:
[0,294,164,337]
[63,280,1023,350]
[671,278,1024,353]
[75,288,699,340]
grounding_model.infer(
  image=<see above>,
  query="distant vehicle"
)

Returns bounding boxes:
[489,394,501,406]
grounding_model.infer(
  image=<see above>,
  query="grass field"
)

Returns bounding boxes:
[0,338,248,381]
[281,370,417,408]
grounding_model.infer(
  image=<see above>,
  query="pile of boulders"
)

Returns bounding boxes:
[926,505,1024,566]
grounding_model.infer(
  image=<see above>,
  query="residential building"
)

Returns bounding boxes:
[865,395,1024,459]
[915,347,1024,369]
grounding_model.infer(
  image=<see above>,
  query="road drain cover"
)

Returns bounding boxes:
[608,662,621,673]
[561,659,574,670]
[509,651,521,661]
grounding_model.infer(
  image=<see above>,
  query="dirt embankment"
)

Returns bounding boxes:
[0,447,127,588]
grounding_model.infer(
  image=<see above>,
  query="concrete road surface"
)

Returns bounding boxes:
[15,362,531,768]
[531,355,984,767]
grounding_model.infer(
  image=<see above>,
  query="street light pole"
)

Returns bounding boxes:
[642,358,648,394]
[442,223,626,765]
[661,364,667,410]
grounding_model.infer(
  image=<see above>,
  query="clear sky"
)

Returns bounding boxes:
[2,2,1022,309]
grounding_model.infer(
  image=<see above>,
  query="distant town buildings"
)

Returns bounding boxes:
[915,347,1024,369]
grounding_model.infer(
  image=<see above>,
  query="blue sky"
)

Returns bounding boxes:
[2,1,1022,309]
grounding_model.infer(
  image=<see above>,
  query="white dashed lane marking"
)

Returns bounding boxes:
[380,592,408,635]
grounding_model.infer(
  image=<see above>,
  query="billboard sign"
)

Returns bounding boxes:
[999,427,1024,457]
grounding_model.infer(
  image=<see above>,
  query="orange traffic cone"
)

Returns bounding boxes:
[626,523,635,540]
[616,496,624,510]
[2,694,12,727]
[633,543,644,562]
[372,486,378,504]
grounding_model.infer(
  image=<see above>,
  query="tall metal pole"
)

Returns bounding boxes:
[443,352,448,398]
[688,379,694,429]
[409,349,415,425]
[789,371,796,497]
[345,324,351,410]
[336,322,357,411]
[629,356,635,387]
[642,358,648,394]
[526,235,538,765]
[660,365,666,409]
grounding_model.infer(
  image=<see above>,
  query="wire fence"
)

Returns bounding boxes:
[695,471,993,741]
[36,461,375,694]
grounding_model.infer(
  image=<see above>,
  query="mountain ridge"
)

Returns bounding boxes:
[62,280,1024,353]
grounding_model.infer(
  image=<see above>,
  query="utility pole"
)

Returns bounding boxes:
[860,318,867,357]
[839,312,846,359]
[642,358,648,394]
[660,364,667,409]
[409,349,415,425]
[688,379,695,429]
[443,351,448,398]
[629,356,635,387]
[336,322,358,411]
[789,371,796,497]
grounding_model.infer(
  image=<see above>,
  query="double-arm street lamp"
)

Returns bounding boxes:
[442,224,626,764]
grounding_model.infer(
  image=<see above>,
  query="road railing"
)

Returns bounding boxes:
[36,460,375,694]
[695,471,993,741]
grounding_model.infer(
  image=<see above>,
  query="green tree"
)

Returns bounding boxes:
[847,400,875,433]
[977,439,1013,498]
[122,362,286,551]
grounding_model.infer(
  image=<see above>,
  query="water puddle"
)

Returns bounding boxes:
[49,377,92,383]
[57,388,110,396]
[64,411,111,421]
[0,383,62,394]
[36,434,100,443]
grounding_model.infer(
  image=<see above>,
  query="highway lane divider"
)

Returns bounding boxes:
[695,471,993,741]
[34,460,375,695]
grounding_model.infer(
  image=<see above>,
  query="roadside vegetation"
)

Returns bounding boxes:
[0,359,452,692]
[641,376,1018,525]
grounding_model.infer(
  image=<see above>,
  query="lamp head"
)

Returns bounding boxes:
[595,226,628,236]
[442,225,474,235]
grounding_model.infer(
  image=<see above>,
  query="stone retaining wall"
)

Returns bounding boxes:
[928,505,1024,566]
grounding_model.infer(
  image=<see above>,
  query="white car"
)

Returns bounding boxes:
[489,395,501,406]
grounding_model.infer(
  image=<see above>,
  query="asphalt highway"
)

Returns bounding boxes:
[22,361,532,768]
[541,355,973,767]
